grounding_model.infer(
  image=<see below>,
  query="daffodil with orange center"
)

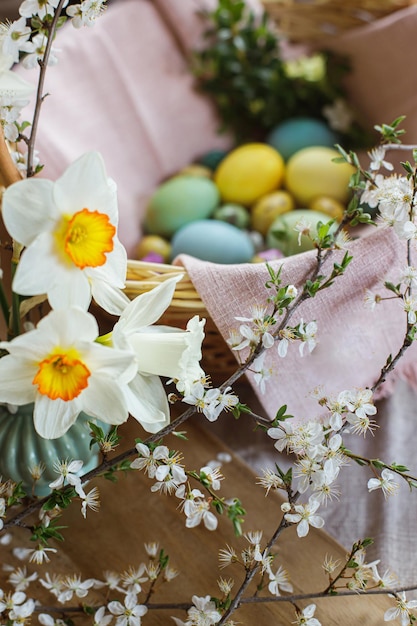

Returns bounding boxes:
[2,151,129,315]
[0,307,136,439]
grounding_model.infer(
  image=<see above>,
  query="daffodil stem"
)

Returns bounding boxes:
[9,261,20,339]
[0,278,10,333]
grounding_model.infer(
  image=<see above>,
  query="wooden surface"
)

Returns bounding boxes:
[1,416,393,624]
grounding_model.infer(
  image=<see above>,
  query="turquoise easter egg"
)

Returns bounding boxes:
[170,219,255,264]
[266,209,336,256]
[198,149,229,171]
[266,117,338,161]
[144,176,220,238]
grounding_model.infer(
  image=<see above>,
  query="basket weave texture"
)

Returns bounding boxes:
[262,0,417,41]
[126,260,240,382]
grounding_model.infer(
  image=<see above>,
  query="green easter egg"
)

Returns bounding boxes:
[213,204,250,229]
[144,175,220,238]
[266,209,336,256]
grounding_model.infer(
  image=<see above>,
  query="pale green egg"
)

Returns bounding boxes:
[266,209,336,256]
[144,175,220,238]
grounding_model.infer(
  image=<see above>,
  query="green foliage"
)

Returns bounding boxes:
[231,402,251,419]
[31,522,66,545]
[374,116,406,144]
[103,459,133,482]
[191,0,370,146]
[44,486,77,510]
[271,404,293,424]
[227,498,246,536]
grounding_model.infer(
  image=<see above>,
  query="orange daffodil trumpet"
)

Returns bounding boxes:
[2,151,129,315]
[0,307,136,439]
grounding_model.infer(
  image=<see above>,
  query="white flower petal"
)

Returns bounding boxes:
[91,279,130,316]
[2,179,56,246]
[33,395,80,439]
[115,276,181,336]
[125,373,170,433]
[0,357,36,405]
[81,377,128,426]
[53,152,118,221]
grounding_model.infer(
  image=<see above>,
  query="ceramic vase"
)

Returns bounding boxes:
[0,403,105,496]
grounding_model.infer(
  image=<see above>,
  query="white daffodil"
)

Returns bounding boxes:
[111,277,205,433]
[2,151,129,315]
[0,307,135,439]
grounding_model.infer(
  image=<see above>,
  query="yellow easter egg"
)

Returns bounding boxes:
[309,195,345,222]
[251,190,295,235]
[285,147,354,206]
[214,143,285,206]
[178,164,213,178]
[136,235,171,262]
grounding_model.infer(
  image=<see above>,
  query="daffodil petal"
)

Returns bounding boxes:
[84,342,135,383]
[3,180,56,246]
[91,280,130,316]
[115,276,180,337]
[53,152,118,222]
[36,307,99,345]
[34,394,80,439]
[0,357,36,405]
[48,267,92,311]
[81,377,128,426]
[125,373,170,433]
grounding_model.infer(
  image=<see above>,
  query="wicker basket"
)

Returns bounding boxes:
[126,260,240,383]
[262,0,417,42]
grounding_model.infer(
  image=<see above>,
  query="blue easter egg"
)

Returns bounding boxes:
[170,219,255,264]
[266,117,338,161]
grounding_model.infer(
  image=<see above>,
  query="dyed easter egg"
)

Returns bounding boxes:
[144,176,220,238]
[251,190,295,236]
[170,220,255,264]
[267,117,338,161]
[309,195,345,222]
[214,143,285,205]
[266,208,335,256]
[198,149,229,171]
[178,164,213,178]
[213,204,250,229]
[285,147,354,206]
[136,235,171,262]
[252,248,285,263]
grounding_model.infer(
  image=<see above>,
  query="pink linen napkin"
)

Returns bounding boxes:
[14,0,233,258]
[176,226,417,422]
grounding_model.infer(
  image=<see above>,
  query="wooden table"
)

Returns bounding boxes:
[0,416,393,624]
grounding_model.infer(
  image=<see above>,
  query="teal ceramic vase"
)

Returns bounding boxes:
[0,403,106,496]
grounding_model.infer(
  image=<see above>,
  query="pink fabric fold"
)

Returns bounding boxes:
[324,5,417,149]
[15,0,233,258]
[177,226,417,421]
